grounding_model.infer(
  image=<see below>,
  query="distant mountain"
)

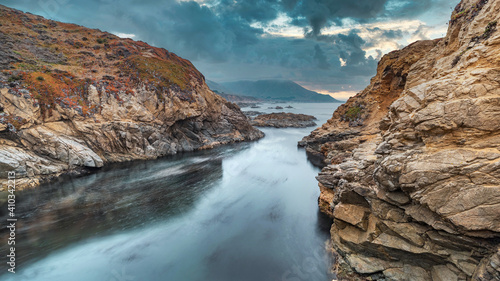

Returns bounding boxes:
[206,80,235,95]
[218,80,339,103]
[207,80,261,103]
[214,92,261,103]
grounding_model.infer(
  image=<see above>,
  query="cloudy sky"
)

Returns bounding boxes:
[2,0,459,99]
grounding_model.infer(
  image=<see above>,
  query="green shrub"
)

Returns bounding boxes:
[7,75,22,82]
[345,106,362,121]
[483,21,497,38]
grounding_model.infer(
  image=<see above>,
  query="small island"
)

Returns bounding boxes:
[251,112,317,128]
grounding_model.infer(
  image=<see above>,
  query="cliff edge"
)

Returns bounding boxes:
[0,5,263,189]
[301,0,500,280]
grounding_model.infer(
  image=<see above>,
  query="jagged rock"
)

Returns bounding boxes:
[19,126,104,168]
[300,0,500,280]
[472,247,500,281]
[333,203,369,231]
[251,112,317,128]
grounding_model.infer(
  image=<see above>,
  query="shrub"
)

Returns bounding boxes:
[451,9,469,21]
[96,38,108,44]
[120,55,196,93]
[344,106,362,121]
[7,75,22,82]
[483,21,497,38]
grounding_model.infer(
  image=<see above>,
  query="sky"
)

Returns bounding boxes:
[1,0,459,100]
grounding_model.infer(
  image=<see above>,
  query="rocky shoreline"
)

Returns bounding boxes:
[251,112,317,128]
[300,0,500,280]
[0,6,263,190]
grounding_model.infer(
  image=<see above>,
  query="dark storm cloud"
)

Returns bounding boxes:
[281,0,433,35]
[309,31,374,67]
[313,44,330,70]
[147,1,263,62]
[282,0,387,35]
[367,28,405,39]
[216,0,280,23]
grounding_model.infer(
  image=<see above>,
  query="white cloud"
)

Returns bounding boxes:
[320,19,447,59]
[297,82,357,101]
[319,90,357,101]
[112,32,136,39]
[410,24,448,42]
[339,57,346,67]
[252,13,304,38]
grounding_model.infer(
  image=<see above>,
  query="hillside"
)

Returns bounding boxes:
[300,0,500,280]
[206,80,235,96]
[0,5,263,189]
[207,80,261,103]
[220,80,339,103]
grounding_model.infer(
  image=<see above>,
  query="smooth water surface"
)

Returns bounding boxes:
[0,103,340,281]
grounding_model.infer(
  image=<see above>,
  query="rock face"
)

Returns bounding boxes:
[299,38,440,168]
[300,0,500,280]
[0,5,263,189]
[251,112,317,128]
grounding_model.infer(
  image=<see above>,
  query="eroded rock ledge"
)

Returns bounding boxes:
[0,5,263,189]
[300,0,500,280]
[251,112,317,128]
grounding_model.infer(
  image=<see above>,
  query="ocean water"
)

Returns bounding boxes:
[0,102,341,281]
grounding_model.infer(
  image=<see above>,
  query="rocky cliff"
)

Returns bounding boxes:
[300,0,500,280]
[0,5,263,189]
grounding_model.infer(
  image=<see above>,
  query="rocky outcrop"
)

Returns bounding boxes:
[251,112,317,128]
[0,5,263,189]
[300,0,500,280]
[242,111,264,117]
[298,39,440,168]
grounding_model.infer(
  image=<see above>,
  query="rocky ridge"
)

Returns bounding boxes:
[251,112,317,128]
[0,5,263,189]
[300,0,500,280]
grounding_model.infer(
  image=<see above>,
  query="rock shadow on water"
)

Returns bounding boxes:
[0,153,226,271]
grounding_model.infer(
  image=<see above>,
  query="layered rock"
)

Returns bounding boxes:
[0,5,263,189]
[251,112,317,128]
[301,0,500,280]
